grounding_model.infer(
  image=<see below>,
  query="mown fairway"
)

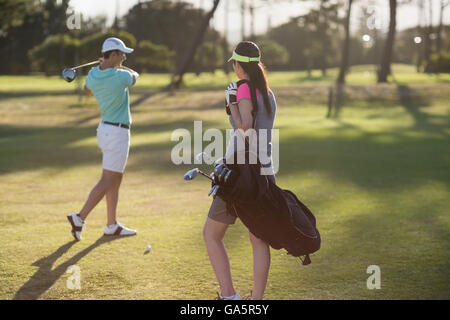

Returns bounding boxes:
[0,65,449,299]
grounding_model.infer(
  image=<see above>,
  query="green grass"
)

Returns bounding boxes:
[1,64,449,97]
[0,65,449,299]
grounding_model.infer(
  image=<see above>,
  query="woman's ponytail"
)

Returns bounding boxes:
[234,41,272,116]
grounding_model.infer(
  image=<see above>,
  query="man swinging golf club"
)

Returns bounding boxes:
[67,37,139,240]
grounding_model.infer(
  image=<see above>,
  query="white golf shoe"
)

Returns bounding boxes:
[104,222,137,237]
[216,292,242,300]
[67,213,86,241]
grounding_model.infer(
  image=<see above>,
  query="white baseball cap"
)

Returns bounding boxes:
[101,37,134,54]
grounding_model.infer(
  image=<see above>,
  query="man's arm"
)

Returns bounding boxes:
[117,65,139,85]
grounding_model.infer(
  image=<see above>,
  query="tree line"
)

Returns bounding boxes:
[0,0,449,82]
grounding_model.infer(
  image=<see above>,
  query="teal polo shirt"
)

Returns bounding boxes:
[85,66,134,125]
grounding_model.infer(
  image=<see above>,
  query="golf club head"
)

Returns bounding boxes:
[224,170,233,183]
[208,184,219,197]
[211,185,220,198]
[214,163,227,183]
[218,167,231,183]
[183,168,199,181]
[62,68,76,82]
[213,157,225,167]
[214,163,225,174]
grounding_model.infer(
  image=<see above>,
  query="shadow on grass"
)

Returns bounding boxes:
[1,108,448,189]
[315,193,450,298]
[0,90,77,100]
[0,116,225,177]
[294,74,334,84]
[13,235,126,300]
[396,85,437,131]
[326,84,440,125]
[276,125,449,189]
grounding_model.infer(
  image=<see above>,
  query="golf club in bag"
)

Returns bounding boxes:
[183,156,232,198]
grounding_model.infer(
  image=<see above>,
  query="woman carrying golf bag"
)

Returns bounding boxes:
[203,41,277,300]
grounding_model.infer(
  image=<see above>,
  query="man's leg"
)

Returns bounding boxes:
[105,171,123,225]
[249,232,270,300]
[78,169,122,221]
[203,217,236,297]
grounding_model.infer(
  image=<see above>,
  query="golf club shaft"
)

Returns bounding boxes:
[71,60,100,70]
[198,170,213,181]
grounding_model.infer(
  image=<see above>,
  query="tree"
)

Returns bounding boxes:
[337,0,353,84]
[0,0,70,74]
[423,0,434,71]
[268,17,311,70]
[170,0,220,89]
[357,3,383,66]
[427,51,450,73]
[0,0,35,34]
[301,0,341,76]
[136,40,174,73]
[267,12,342,72]
[257,39,290,68]
[28,34,80,75]
[193,41,224,74]
[124,0,224,73]
[436,1,450,58]
[378,0,397,83]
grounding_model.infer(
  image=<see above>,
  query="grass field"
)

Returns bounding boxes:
[0,64,449,299]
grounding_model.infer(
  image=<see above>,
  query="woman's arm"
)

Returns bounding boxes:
[229,99,253,132]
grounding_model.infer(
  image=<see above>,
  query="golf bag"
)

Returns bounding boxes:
[216,157,320,265]
[216,80,320,265]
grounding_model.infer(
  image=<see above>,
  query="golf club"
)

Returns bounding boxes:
[208,184,220,197]
[183,168,213,181]
[61,60,100,82]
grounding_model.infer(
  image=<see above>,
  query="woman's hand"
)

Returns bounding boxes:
[225,82,237,106]
[225,82,237,115]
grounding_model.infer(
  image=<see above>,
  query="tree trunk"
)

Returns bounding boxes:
[436,1,449,57]
[378,0,397,83]
[241,0,246,40]
[169,0,220,90]
[416,1,424,72]
[320,2,328,77]
[222,0,230,75]
[424,0,434,72]
[337,0,353,84]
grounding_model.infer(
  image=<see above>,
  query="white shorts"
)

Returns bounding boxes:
[97,122,130,173]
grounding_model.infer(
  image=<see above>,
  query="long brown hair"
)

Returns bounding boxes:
[234,41,271,115]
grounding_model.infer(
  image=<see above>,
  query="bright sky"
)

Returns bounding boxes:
[68,0,450,44]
